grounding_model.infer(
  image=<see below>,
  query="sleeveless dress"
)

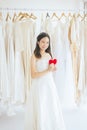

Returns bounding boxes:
[24,56,66,130]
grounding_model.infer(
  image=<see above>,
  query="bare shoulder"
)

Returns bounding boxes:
[31,53,35,58]
[31,53,37,62]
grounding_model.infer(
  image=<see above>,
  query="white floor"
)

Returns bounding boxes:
[0,105,87,130]
[63,107,87,130]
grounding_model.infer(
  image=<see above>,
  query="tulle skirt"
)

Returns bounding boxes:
[24,73,66,130]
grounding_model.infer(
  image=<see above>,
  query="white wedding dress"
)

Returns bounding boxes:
[24,56,66,130]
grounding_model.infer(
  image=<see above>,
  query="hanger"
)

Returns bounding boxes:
[70,13,76,22]
[14,12,28,21]
[81,13,87,21]
[68,12,73,18]
[46,12,50,18]
[12,13,17,22]
[77,13,83,19]
[6,12,11,21]
[59,12,67,20]
[0,12,2,20]
[18,12,29,21]
[51,12,59,20]
[30,13,37,20]
[73,13,76,18]
[15,12,37,21]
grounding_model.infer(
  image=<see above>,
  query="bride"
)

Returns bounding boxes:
[24,32,66,130]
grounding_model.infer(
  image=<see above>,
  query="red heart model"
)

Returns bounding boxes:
[49,59,57,65]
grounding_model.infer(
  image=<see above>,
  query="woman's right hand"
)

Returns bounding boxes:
[48,64,55,71]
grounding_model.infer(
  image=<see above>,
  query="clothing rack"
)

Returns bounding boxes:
[0,8,87,12]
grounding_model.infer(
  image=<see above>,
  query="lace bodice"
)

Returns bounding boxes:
[36,56,50,72]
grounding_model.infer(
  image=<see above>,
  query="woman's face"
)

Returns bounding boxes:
[38,37,49,51]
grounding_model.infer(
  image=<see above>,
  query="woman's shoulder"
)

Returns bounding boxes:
[31,53,35,59]
[31,53,39,62]
[31,53,37,61]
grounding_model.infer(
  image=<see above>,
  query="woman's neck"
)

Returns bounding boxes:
[40,50,46,56]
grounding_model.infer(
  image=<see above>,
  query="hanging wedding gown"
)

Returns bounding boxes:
[0,21,9,102]
[5,20,15,103]
[79,20,87,105]
[13,18,36,104]
[24,56,66,130]
[14,21,25,104]
[40,16,75,108]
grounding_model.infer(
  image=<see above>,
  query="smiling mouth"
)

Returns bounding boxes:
[42,46,46,48]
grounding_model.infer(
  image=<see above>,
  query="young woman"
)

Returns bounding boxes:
[24,32,66,130]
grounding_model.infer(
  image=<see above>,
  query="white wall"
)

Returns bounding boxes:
[0,0,82,10]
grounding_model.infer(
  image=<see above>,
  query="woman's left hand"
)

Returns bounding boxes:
[53,66,57,71]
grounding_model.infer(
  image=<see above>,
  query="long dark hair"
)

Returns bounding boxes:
[34,32,52,58]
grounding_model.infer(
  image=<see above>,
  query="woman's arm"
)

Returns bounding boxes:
[31,54,51,78]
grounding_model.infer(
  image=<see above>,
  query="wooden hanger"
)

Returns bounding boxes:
[6,12,11,21]
[12,13,17,22]
[0,12,2,20]
[77,13,83,19]
[30,13,37,20]
[14,12,28,21]
[73,13,76,18]
[51,12,59,20]
[81,13,87,21]
[68,13,73,18]
[59,12,67,20]
[18,12,30,21]
[19,13,37,20]
[15,12,37,21]
[72,13,76,21]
